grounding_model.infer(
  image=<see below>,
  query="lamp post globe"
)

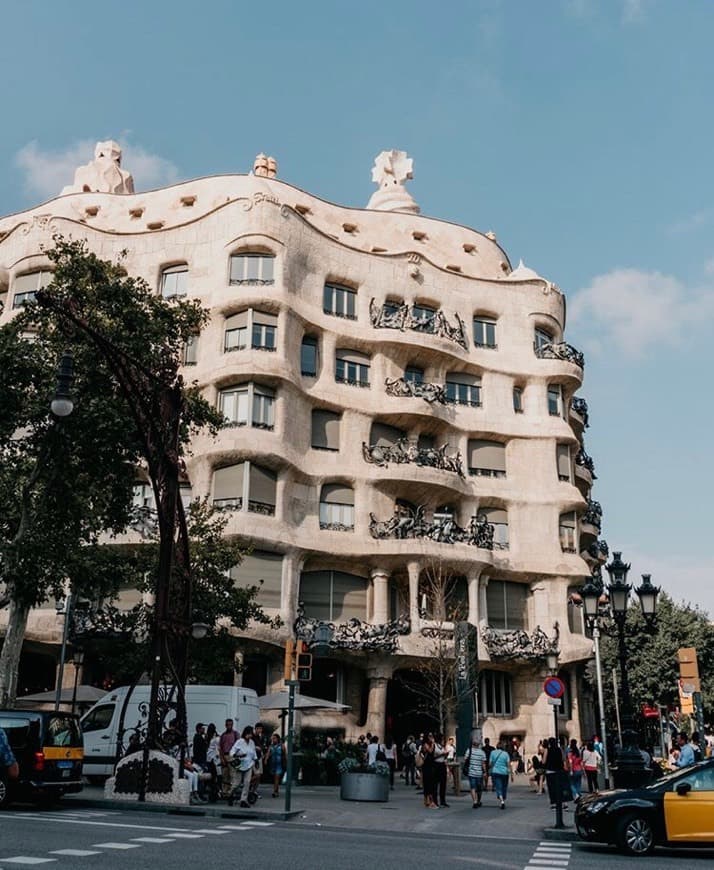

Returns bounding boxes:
[636,574,660,623]
[580,579,601,622]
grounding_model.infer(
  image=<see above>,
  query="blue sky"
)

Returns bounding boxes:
[2,0,712,612]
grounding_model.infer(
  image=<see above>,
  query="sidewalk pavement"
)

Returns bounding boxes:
[65,775,579,841]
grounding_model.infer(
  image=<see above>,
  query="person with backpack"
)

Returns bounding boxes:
[489,740,511,809]
[463,735,487,808]
[402,734,417,786]
[566,738,583,801]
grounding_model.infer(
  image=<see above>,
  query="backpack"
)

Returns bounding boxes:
[569,751,583,773]
[376,745,387,762]
[415,750,425,769]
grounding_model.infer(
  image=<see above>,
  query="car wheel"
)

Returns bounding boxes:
[0,773,10,810]
[617,814,655,856]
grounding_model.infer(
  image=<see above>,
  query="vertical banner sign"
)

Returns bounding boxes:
[455,621,478,756]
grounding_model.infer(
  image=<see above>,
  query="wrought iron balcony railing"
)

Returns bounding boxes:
[370,298,468,349]
[369,506,494,550]
[575,447,597,478]
[581,499,602,530]
[384,376,447,404]
[362,438,465,478]
[247,500,275,516]
[534,340,585,369]
[571,396,590,428]
[480,623,559,662]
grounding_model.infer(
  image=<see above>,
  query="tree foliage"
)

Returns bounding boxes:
[587,593,714,731]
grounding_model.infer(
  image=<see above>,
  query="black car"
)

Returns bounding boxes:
[0,710,84,808]
[576,759,714,855]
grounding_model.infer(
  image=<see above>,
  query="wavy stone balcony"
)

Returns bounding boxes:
[574,447,596,495]
[579,499,602,547]
[369,507,494,549]
[362,439,465,478]
[370,298,468,350]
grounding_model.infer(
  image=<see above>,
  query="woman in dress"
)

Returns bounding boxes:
[419,733,438,808]
[267,732,285,797]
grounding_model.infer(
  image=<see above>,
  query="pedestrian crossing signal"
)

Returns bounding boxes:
[297,652,313,681]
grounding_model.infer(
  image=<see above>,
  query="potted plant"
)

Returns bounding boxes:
[338,756,390,802]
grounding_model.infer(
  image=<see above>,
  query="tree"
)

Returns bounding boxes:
[0,237,219,706]
[587,593,714,735]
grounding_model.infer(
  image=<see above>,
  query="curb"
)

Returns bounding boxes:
[542,826,579,842]
[63,795,301,822]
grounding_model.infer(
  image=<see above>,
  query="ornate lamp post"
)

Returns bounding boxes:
[579,578,611,788]
[605,552,660,788]
[545,648,561,741]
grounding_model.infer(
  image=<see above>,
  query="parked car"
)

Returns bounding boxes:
[0,710,83,808]
[575,759,714,855]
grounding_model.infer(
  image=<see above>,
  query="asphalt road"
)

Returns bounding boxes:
[1,805,714,869]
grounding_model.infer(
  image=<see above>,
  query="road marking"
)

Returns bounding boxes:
[91,843,141,850]
[131,838,176,844]
[525,843,571,870]
[1,860,56,866]
[2,815,208,835]
[239,821,274,826]
[189,829,230,834]
[164,833,204,839]
[218,824,254,830]
[48,850,102,856]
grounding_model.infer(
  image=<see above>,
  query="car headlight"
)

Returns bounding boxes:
[587,799,610,814]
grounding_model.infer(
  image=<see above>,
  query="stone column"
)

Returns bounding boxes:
[569,667,581,741]
[282,551,304,627]
[478,575,490,627]
[467,569,482,625]
[371,569,390,624]
[365,667,391,737]
[407,560,421,631]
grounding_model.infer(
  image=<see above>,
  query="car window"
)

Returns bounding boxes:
[81,704,114,734]
[0,718,31,749]
[45,715,82,747]
[677,766,714,792]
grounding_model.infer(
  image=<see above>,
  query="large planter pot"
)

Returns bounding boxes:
[340,772,390,802]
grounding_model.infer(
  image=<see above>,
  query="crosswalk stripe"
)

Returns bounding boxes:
[1,860,57,866]
[48,850,101,856]
[239,821,274,826]
[131,838,176,843]
[91,844,141,850]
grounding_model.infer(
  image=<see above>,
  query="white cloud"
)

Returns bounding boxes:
[570,267,714,357]
[15,138,179,201]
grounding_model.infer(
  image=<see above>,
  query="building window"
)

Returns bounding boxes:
[486,580,527,630]
[419,574,467,621]
[132,482,155,512]
[383,298,403,318]
[323,282,357,319]
[212,461,277,515]
[219,383,275,430]
[335,349,370,387]
[567,586,585,635]
[224,310,278,352]
[559,512,577,553]
[556,444,571,482]
[369,422,406,447]
[479,670,513,716]
[301,336,319,377]
[473,316,497,349]
[445,373,481,407]
[311,409,341,451]
[478,508,509,549]
[404,366,424,385]
[229,550,283,609]
[513,386,524,413]
[229,253,275,285]
[298,658,344,704]
[467,440,506,478]
[319,484,355,531]
[547,384,564,417]
[12,270,52,308]
[179,483,193,510]
[411,303,437,333]
[160,264,188,299]
[299,570,367,622]
[183,334,198,365]
[417,433,435,451]
[534,327,553,351]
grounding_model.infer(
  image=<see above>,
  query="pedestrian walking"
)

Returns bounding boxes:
[544,736,569,808]
[464,736,487,808]
[446,736,460,794]
[419,733,438,808]
[228,725,257,808]
[434,732,449,807]
[489,740,511,809]
[402,735,417,786]
[482,737,493,791]
[582,740,602,792]
[219,718,238,798]
[566,738,583,801]
[382,736,397,788]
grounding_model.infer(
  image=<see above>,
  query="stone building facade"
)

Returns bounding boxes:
[0,144,602,749]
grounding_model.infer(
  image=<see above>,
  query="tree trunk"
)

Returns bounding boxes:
[0,595,30,708]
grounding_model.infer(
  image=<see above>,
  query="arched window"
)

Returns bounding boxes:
[323,282,356,319]
[319,484,355,531]
[479,670,513,716]
[230,252,275,285]
[229,550,283,609]
[556,444,571,482]
[411,303,437,333]
[548,384,564,417]
[160,264,188,299]
[534,327,553,351]
[311,409,341,451]
[299,570,367,621]
[404,365,424,385]
[369,422,405,447]
[12,270,52,309]
[224,310,278,352]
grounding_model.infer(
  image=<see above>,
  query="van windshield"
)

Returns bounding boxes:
[45,715,82,747]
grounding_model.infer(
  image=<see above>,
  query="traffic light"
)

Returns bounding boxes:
[297,641,313,681]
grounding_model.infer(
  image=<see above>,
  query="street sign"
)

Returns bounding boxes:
[543,676,566,699]
[547,697,562,707]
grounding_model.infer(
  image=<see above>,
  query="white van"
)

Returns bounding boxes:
[80,685,260,779]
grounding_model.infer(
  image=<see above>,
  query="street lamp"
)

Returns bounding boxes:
[545,648,561,742]
[71,649,85,715]
[605,551,660,788]
[579,577,611,789]
[190,622,210,640]
[50,351,75,418]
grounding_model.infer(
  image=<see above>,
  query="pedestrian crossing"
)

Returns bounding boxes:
[523,841,572,869]
[0,809,275,866]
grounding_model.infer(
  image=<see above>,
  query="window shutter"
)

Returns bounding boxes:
[213,464,244,499]
[560,511,576,528]
[225,311,249,330]
[446,372,480,387]
[556,444,571,478]
[479,507,507,524]
[336,348,370,364]
[321,483,354,505]
[486,581,506,628]
[312,410,340,449]
[370,423,405,447]
[332,572,367,621]
[505,584,527,629]
[468,439,506,471]
[231,551,283,609]
[253,310,278,327]
[249,464,277,505]
[299,571,332,621]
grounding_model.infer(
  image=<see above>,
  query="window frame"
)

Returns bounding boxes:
[513,386,524,413]
[473,316,498,349]
[486,579,527,631]
[479,670,513,716]
[534,327,553,350]
[445,375,482,407]
[301,335,319,377]
[323,282,357,320]
[547,384,564,417]
[335,351,370,387]
[160,264,188,299]
[12,269,52,309]
[229,252,275,286]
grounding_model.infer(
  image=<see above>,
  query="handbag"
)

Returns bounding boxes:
[415,751,425,769]
[376,746,387,762]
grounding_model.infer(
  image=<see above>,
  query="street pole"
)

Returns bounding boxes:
[284,679,298,814]
[54,592,74,712]
[592,625,610,788]
[612,668,622,745]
